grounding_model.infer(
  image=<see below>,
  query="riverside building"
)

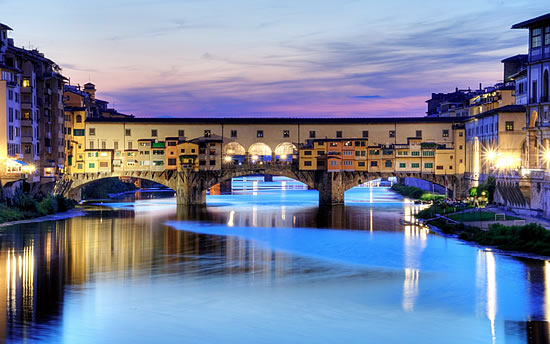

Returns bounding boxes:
[0,23,66,189]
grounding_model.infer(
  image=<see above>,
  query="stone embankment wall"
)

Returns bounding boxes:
[403,177,447,194]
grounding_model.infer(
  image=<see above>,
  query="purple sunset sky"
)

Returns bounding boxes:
[2,0,548,117]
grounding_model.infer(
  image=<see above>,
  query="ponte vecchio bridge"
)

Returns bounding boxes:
[55,117,469,204]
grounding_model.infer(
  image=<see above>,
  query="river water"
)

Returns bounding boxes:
[0,176,548,343]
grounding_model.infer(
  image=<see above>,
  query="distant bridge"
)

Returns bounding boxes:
[54,164,465,205]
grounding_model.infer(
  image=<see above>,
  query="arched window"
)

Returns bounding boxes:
[248,143,272,162]
[76,114,82,123]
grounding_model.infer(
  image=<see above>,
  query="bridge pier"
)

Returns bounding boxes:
[176,186,206,205]
[316,172,345,205]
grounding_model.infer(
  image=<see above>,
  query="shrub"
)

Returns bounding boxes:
[37,196,58,215]
[12,191,38,212]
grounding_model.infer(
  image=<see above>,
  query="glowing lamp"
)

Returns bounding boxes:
[224,156,232,162]
[280,154,287,160]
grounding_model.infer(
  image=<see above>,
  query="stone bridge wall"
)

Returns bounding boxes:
[55,166,467,205]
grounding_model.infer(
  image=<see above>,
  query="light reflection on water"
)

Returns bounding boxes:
[0,180,548,343]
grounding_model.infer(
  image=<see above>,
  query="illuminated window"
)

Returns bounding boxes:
[204,130,211,137]
[283,130,290,138]
[505,121,514,131]
[257,130,264,138]
[442,129,449,137]
[22,78,31,88]
[389,130,395,138]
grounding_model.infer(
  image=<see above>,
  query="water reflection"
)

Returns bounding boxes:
[0,186,549,343]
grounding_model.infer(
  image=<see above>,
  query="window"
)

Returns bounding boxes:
[545,27,550,46]
[304,150,312,156]
[151,129,158,137]
[442,129,449,137]
[257,130,264,138]
[309,131,316,138]
[389,130,395,138]
[76,115,82,123]
[362,130,368,138]
[283,130,290,138]
[73,129,85,136]
[336,131,342,138]
[8,108,13,122]
[424,163,433,169]
[436,165,444,170]
[178,130,185,137]
[532,28,542,48]
[382,149,393,155]
[343,151,353,156]
[459,131,463,137]
[385,160,392,167]
[89,141,94,149]
[8,90,12,100]
[505,121,514,131]
[125,129,131,136]
[416,130,422,138]
[411,163,420,168]
[153,160,164,166]
[370,161,378,167]
[101,141,106,150]
[68,128,72,135]
[330,160,338,166]
[369,150,379,155]
[343,160,353,166]
[358,161,365,167]
[459,145,463,150]
[399,163,406,168]
[304,161,312,166]
[89,128,95,136]
[114,141,119,150]
[88,163,95,169]
[22,78,31,88]
[204,130,211,137]
[128,141,133,150]
[100,162,108,168]
[231,130,237,138]
[168,158,177,166]
[317,160,325,167]
[168,141,177,146]
[422,150,435,156]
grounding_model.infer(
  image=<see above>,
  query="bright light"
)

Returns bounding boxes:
[224,156,232,162]
[545,150,550,163]
[485,149,496,161]
[251,155,259,161]
[280,154,287,160]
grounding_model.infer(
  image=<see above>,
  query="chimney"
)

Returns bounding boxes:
[479,83,482,90]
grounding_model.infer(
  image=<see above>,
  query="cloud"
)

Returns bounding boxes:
[103,10,530,118]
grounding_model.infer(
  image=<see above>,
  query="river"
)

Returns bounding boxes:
[0,176,548,343]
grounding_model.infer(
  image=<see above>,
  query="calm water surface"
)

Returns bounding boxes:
[0,177,549,343]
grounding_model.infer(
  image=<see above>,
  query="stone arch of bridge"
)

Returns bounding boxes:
[340,172,460,195]
[63,172,178,200]
[223,142,246,156]
[248,142,273,161]
[203,169,316,192]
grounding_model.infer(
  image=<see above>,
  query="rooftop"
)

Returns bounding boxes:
[512,13,550,29]
[0,23,13,31]
[469,105,526,120]
[86,116,465,125]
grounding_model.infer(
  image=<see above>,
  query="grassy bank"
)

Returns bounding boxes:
[426,219,550,256]
[0,193,76,224]
[390,184,444,201]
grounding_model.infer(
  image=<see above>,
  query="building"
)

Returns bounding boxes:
[464,105,527,186]
[0,23,66,188]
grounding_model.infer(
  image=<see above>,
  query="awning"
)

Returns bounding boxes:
[12,160,28,166]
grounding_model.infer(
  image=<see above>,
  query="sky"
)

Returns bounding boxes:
[1,0,548,118]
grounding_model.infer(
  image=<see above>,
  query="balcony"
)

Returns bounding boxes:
[21,101,33,109]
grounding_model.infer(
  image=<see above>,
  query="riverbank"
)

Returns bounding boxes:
[417,204,550,257]
[0,194,76,225]
[390,183,444,201]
